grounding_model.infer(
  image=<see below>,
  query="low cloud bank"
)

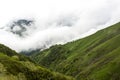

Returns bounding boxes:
[0,0,120,52]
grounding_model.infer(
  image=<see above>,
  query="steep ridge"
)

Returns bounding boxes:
[0,44,74,80]
[31,22,120,80]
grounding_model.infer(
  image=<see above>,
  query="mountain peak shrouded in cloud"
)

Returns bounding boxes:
[2,19,35,37]
[0,0,120,52]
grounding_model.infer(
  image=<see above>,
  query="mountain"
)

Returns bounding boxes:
[1,19,34,37]
[31,22,120,80]
[0,44,74,80]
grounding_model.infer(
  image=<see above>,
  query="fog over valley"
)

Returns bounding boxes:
[0,0,120,52]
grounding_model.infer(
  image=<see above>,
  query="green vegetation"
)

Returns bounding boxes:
[31,22,120,80]
[0,44,74,80]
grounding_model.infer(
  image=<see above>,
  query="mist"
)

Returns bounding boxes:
[0,0,120,52]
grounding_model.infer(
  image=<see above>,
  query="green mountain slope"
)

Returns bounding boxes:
[31,22,120,80]
[0,44,74,80]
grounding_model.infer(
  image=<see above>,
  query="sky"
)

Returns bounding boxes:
[0,0,120,52]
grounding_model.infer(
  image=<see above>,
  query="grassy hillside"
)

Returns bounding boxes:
[0,44,74,80]
[31,22,120,80]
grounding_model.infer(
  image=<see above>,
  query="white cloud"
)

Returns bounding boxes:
[0,0,120,52]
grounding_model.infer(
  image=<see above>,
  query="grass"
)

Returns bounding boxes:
[31,22,120,80]
[0,44,75,80]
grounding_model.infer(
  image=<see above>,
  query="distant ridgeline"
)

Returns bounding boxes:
[0,44,74,80]
[31,22,120,80]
